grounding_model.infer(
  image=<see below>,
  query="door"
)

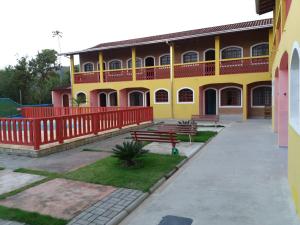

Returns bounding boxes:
[145,57,155,79]
[129,91,144,106]
[205,89,217,115]
[204,50,215,75]
[62,94,69,107]
[146,92,150,107]
[99,93,107,107]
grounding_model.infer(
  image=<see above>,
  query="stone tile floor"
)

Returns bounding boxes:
[0,170,44,195]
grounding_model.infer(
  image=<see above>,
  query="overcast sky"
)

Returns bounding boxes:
[0,0,272,68]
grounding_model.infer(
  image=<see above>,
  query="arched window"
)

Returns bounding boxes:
[155,89,169,103]
[83,63,94,72]
[109,92,118,106]
[221,47,242,59]
[178,88,194,103]
[251,43,269,57]
[97,62,106,71]
[290,45,300,133]
[99,92,107,107]
[109,60,122,70]
[182,51,198,63]
[129,91,144,106]
[127,58,142,68]
[76,92,87,105]
[160,54,170,65]
[252,86,272,107]
[220,87,241,107]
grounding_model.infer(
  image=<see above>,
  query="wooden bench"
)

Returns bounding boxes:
[157,124,197,143]
[130,130,179,155]
[191,115,219,125]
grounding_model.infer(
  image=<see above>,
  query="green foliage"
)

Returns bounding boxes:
[0,98,21,117]
[72,95,86,107]
[0,49,70,105]
[112,141,148,167]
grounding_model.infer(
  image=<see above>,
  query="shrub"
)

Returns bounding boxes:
[112,141,148,167]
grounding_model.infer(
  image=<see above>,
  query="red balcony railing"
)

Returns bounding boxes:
[104,69,132,82]
[74,72,100,83]
[174,61,215,78]
[136,66,170,80]
[220,56,269,75]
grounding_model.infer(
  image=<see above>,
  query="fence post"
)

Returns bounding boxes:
[33,119,41,150]
[136,109,140,125]
[56,117,64,144]
[118,110,123,129]
[92,113,98,134]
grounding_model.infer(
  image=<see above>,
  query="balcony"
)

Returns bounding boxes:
[136,66,170,80]
[104,69,132,82]
[220,56,269,75]
[174,61,215,78]
[74,56,269,84]
[74,71,100,84]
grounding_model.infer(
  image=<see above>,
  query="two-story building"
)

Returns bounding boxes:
[256,0,300,218]
[56,19,273,120]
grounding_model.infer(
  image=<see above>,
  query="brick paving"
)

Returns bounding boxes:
[68,188,143,225]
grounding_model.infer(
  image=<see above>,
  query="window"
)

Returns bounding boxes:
[221,47,242,59]
[155,89,169,103]
[178,88,194,103]
[252,86,271,107]
[109,92,118,106]
[290,46,300,133]
[251,43,269,57]
[83,63,94,72]
[182,51,198,63]
[160,54,170,65]
[76,92,86,105]
[220,87,241,106]
[97,62,106,70]
[127,58,142,68]
[109,60,122,70]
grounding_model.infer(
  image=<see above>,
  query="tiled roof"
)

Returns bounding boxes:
[64,18,273,55]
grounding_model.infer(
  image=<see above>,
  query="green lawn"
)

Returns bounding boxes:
[0,206,67,225]
[65,153,185,192]
[176,131,217,142]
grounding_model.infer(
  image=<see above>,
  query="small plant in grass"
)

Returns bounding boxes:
[112,141,148,167]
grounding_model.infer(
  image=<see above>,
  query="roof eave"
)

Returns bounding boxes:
[256,0,275,15]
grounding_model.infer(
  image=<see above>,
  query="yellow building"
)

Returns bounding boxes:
[256,0,300,218]
[56,19,273,121]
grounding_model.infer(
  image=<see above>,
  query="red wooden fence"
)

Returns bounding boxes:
[0,107,153,150]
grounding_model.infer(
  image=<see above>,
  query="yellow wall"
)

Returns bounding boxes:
[270,0,300,217]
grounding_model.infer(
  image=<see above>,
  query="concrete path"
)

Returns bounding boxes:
[0,219,24,225]
[120,120,300,225]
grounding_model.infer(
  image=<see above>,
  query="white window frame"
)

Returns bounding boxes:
[219,86,242,108]
[98,92,108,107]
[108,91,118,106]
[203,88,218,115]
[108,59,123,70]
[144,56,156,67]
[159,54,171,66]
[75,91,88,106]
[250,42,269,57]
[82,62,94,72]
[177,87,195,104]
[154,88,170,104]
[126,57,143,68]
[128,90,145,107]
[181,51,199,63]
[251,85,272,108]
[203,48,215,61]
[289,42,300,134]
[220,46,243,60]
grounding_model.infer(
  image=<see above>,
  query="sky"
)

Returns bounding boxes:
[0,0,272,69]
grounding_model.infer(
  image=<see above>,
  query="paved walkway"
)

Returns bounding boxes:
[120,120,300,225]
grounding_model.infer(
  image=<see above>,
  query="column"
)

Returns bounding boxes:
[268,29,273,73]
[70,55,75,106]
[99,52,104,83]
[132,47,136,81]
[215,36,220,75]
[242,84,248,121]
[170,43,175,118]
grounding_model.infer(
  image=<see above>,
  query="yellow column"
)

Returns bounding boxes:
[170,43,175,118]
[215,36,220,75]
[70,55,75,106]
[268,29,273,74]
[98,52,104,83]
[132,47,136,81]
[242,84,248,121]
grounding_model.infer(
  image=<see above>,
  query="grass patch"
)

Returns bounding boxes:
[176,131,217,142]
[65,153,185,192]
[0,205,67,225]
[14,168,62,178]
[0,167,4,170]
[82,148,110,152]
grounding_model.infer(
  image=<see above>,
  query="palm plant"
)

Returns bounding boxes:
[112,141,148,167]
